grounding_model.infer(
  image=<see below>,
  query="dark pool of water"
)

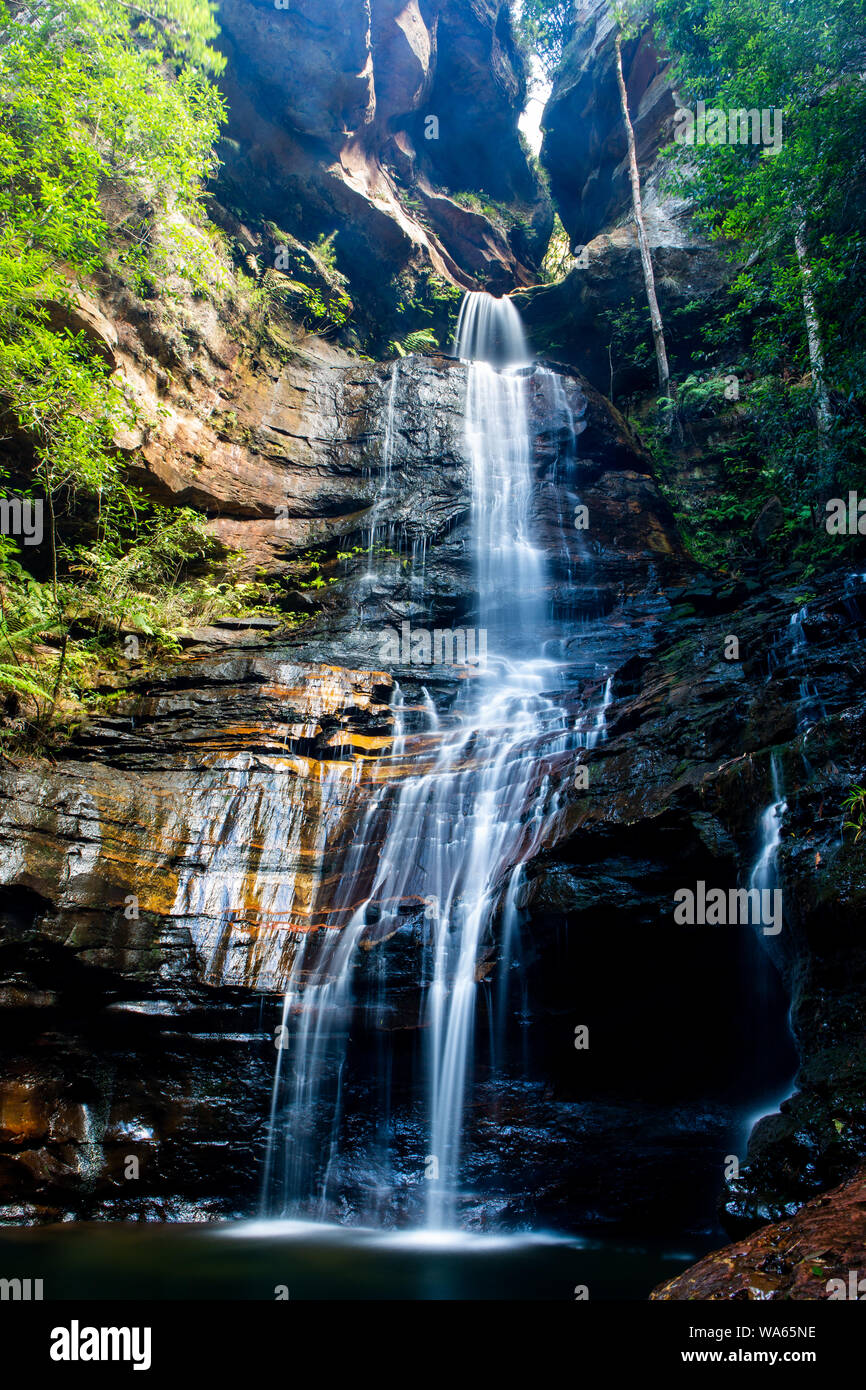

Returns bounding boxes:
[0,1221,719,1300]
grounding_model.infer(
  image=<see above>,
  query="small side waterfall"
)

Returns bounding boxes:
[584,676,614,749]
[750,751,786,899]
[364,359,401,568]
[752,598,833,904]
[740,746,795,1139]
[740,602,817,1136]
[260,292,609,1229]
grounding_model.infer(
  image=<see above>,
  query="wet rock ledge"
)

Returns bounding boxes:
[653,1167,866,1300]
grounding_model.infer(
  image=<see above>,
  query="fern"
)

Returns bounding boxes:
[0,664,52,703]
[393,328,438,357]
[843,785,866,843]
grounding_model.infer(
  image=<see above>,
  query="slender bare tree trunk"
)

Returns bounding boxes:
[614,31,673,428]
[793,219,831,434]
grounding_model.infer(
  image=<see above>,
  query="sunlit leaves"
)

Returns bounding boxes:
[0,0,227,734]
[0,0,225,486]
[653,0,866,503]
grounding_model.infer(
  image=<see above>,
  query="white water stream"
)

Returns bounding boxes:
[260,292,613,1228]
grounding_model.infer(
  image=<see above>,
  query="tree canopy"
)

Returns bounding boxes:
[649,0,866,542]
[513,0,575,78]
[0,0,229,734]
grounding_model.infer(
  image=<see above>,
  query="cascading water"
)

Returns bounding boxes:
[584,676,614,749]
[364,358,401,571]
[740,601,819,1136]
[754,600,832,904]
[750,751,787,900]
[739,746,795,1137]
[453,290,529,369]
[260,292,611,1229]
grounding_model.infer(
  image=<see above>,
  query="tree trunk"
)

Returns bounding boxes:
[793,219,832,434]
[43,629,68,730]
[614,31,673,427]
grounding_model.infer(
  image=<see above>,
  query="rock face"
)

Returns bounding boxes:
[0,299,700,1221]
[3,247,863,1238]
[652,1168,866,1299]
[2,260,865,1236]
[515,226,731,392]
[523,567,866,1234]
[73,265,462,578]
[542,0,678,252]
[214,0,552,327]
[525,0,730,385]
[0,348,687,993]
[0,0,864,1278]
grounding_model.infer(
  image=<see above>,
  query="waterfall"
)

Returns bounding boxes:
[260,292,609,1229]
[453,290,529,368]
[742,605,815,1125]
[740,747,796,1139]
[364,359,400,569]
[584,676,614,749]
[749,615,796,939]
[750,751,786,897]
[754,600,830,895]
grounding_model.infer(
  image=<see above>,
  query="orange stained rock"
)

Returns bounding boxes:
[0,1086,48,1143]
[324,732,396,751]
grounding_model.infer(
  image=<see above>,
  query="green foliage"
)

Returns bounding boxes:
[598,299,654,400]
[423,273,464,311]
[375,269,461,361]
[294,548,335,591]
[677,372,729,418]
[540,211,573,283]
[654,0,866,508]
[65,505,218,633]
[0,500,297,739]
[312,231,340,274]
[0,0,232,743]
[448,189,529,242]
[0,568,63,725]
[0,662,54,705]
[642,362,854,571]
[611,0,655,42]
[252,271,351,339]
[249,226,352,339]
[391,328,438,357]
[843,785,866,844]
[293,543,398,592]
[0,0,226,479]
[513,0,574,78]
